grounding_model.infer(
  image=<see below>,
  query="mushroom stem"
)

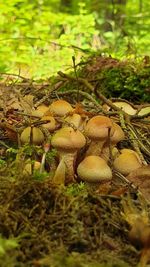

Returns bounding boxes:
[59,151,77,184]
[40,152,46,173]
[52,158,66,185]
[51,127,86,185]
[86,140,105,156]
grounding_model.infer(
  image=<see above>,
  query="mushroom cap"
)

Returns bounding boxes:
[85,115,114,140]
[77,155,112,183]
[64,113,83,129]
[110,123,125,144]
[20,127,45,145]
[51,127,86,151]
[32,105,49,118]
[41,115,56,131]
[49,99,74,117]
[113,149,142,176]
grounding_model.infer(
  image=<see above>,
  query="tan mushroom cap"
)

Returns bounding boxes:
[20,127,45,145]
[85,115,114,140]
[32,105,49,118]
[41,115,56,131]
[110,122,125,144]
[64,113,83,129]
[49,99,74,117]
[77,155,112,183]
[51,127,86,151]
[113,149,142,176]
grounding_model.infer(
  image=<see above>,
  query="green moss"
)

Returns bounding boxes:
[76,56,150,103]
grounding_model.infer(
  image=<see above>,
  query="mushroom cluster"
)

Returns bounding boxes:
[20,98,147,191]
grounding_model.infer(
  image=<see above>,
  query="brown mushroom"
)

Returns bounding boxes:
[84,115,114,156]
[64,113,84,130]
[49,99,74,117]
[41,115,56,132]
[20,126,45,145]
[32,104,49,118]
[51,127,86,184]
[101,122,125,162]
[23,161,41,175]
[113,149,142,176]
[77,155,112,193]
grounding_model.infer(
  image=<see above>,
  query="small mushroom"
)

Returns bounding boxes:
[20,126,45,145]
[101,122,125,162]
[84,115,114,156]
[49,99,74,117]
[32,105,49,118]
[64,113,84,130]
[77,155,112,193]
[51,127,86,184]
[23,161,41,175]
[41,115,56,132]
[113,149,142,176]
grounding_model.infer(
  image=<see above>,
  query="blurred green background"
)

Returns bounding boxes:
[0,0,150,79]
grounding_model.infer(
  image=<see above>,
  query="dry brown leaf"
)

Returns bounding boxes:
[19,94,34,114]
[126,165,150,202]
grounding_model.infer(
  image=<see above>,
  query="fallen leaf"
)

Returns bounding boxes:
[126,165,150,202]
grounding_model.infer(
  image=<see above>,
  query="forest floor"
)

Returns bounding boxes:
[0,55,150,267]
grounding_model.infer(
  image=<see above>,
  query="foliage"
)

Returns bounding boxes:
[0,0,97,78]
[0,159,6,168]
[96,62,150,102]
[65,182,87,197]
[0,0,149,79]
[0,235,19,255]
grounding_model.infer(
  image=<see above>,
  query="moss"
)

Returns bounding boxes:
[76,56,150,103]
[0,172,140,266]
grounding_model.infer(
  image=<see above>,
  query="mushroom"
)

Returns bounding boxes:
[32,104,49,118]
[20,126,45,145]
[101,122,125,162]
[84,115,115,156]
[64,113,84,130]
[51,127,86,184]
[41,115,56,132]
[77,155,112,193]
[49,99,74,117]
[113,148,143,176]
[23,161,41,175]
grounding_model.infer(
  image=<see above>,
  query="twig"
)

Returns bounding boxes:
[0,72,30,81]
[52,89,103,110]
[72,56,80,102]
